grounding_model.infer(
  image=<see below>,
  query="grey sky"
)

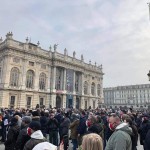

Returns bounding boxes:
[1,0,150,87]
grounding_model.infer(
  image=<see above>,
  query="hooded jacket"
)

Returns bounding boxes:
[105,123,132,150]
[32,142,57,150]
[23,130,46,150]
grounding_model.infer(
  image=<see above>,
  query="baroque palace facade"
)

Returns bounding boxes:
[0,32,104,109]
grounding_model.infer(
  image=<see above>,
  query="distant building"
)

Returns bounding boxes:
[0,32,104,109]
[104,84,150,109]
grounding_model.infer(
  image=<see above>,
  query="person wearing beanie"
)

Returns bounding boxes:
[16,116,32,150]
[23,121,46,150]
[32,111,40,122]
[4,117,20,150]
[69,113,80,150]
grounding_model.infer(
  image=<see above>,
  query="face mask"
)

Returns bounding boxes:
[27,127,32,136]
[109,123,115,131]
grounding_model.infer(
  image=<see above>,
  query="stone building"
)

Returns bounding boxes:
[0,32,104,109]
[104,84,150,109]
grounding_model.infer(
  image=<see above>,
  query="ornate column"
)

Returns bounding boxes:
[63,94,66,108]
[73,95,76,108]
[63,68,66,91]
[73,70,76,94]
[52,66,56,92]
[47,65,51,92]
[34,62,40,91]
[81,72,84,95]
[3,55,11,88]
[81,97,84,109]
[21,58,28,89]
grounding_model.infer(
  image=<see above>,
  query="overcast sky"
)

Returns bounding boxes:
[1,0,150,87]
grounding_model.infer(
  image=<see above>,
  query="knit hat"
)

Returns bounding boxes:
[29,121,41,131]
[22,116,32,124]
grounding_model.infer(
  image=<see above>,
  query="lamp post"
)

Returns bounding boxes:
[147,70,150,81]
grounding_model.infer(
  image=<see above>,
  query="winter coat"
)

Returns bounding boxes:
[15,125,31,150]
[60,117,70,136]
[130,125,138,150]
[40,116,48,134]
[32,116,40,122]
[47,118,59,132]
[4,123,20,150]
[23,130,46,150]
[77,116,87,135]
[138,120,150,145]
[105,123,132,150]
[144,129,150,150]
[69,119,79,139]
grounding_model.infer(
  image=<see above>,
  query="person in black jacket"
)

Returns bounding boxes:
[15,116,31,150]
[144,128,150,150]
[77,110,87,146]
[47,112,59,146]
[4,117,20,150]
[125,117,138,150]
[40,111,48,137]
[138,115,150,146]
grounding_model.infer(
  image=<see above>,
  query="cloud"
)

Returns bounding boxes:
[0,0,150,87]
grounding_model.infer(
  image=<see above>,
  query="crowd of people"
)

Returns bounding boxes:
[0,107,149,150]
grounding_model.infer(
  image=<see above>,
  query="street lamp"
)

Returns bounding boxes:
[147,70,150,81]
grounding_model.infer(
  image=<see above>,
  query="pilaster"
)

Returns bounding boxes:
[63,69,66,90]
[73,70,75,94]
[73,95,76,108]
[63,94,66,108]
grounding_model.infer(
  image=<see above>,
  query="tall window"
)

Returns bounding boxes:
[56,68,63,90]
[39,73,46,90]
[97,84,101,96]
[10,96,15,108]
[27,97,31,108]
[91,82,95,96]
[26,70,34,88]
[10,67,19,86]
[0,67,2,83]
[40,97,44,106]
[84,81,88,95]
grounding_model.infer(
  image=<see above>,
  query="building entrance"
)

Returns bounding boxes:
[56,96,61,108]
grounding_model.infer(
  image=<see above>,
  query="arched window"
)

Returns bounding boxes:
[91,82,95,96]
[39,72,46,90]
[10,67,19,86]
[26,70,34,88]
[84,81,88,95]
[97,84,101,96]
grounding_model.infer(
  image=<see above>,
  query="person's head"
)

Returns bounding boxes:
[50,112,55,119]
[121,114,130,122]
[124,117,133,126]
[82,133,103,150]
[27,121,41,136]
[89,115,97,125]
[32,110,40,117]
[108,113,121,131]
[95,115,102,123]
[21,116,31,127]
